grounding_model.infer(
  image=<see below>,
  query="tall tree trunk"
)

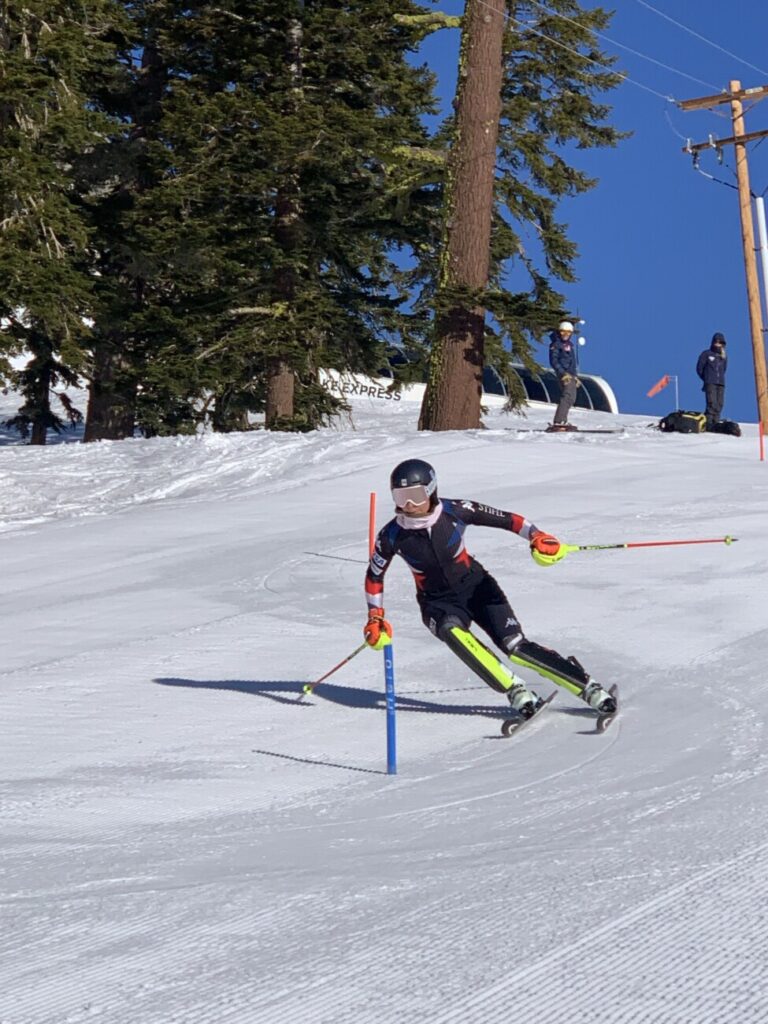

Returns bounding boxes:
[265,6,303,430]
[265,359,296,426]
[29,362,51,446]
[265,185,301,428]
[84,341,137,441]
[419,0,506,431]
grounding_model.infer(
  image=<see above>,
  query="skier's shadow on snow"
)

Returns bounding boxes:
[154,675,513,720]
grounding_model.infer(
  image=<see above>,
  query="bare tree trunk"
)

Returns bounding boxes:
[29,362,51,446]
[84,342,137,441]
[265,184,301,428]
[419,0,506,431]
[265,8,303,430]
[265,359,296,426]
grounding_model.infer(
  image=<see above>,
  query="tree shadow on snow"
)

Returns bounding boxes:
[154,675,513,721]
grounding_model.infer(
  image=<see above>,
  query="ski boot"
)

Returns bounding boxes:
[582,679,617,716]
[507,682,544,720]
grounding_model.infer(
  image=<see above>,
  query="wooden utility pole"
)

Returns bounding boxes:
[679,82,768,434]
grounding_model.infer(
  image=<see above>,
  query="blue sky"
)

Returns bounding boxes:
[414,0,768,422]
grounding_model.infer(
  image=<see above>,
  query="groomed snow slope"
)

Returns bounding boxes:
[2,398,767,1024]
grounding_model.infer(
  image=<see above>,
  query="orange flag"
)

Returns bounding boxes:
[647,374,670,398]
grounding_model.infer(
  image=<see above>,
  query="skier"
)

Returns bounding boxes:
[363,458,616,719]
[548,320,579,431]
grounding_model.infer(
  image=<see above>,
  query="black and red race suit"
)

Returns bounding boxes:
[365,498,541,649]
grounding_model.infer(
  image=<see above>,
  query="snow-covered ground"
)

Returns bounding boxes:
[2,392,767,1024]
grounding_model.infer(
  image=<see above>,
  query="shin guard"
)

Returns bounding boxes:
[443,626,517,695]
[507,639,590,698]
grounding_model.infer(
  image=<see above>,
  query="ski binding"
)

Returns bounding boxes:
[500,691,556,737]
[596,684,620,733]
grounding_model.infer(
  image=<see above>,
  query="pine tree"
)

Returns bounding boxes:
[81,5,177,441]
[212,0,440,432]
[416,0,625,431]
[79,1,439,436]
[0,2,129,443]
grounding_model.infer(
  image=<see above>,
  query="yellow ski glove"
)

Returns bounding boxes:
[530,532,567,567]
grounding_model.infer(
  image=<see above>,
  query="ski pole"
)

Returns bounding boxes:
[297,641,368,701]
[563,535,738,554]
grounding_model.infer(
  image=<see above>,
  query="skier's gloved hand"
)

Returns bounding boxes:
[364,608,393,650]
[530,532,566,567]
[560,373,574,384]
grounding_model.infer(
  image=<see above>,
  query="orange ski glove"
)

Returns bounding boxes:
[364,608,393,650]
[530,532,567,567]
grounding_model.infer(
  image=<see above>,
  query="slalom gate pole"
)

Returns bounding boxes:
[299,642,368,700]
[370,491,397,775]
[384,642,397,775]
[564,535,738,554]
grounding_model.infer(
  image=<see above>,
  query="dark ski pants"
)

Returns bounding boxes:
[704,383,724,425]
[418,572,592,699]
[419,572,521,654]
[554,375,578,425]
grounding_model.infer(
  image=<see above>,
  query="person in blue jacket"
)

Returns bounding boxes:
[548,321,579,430]
[696,333,727,426]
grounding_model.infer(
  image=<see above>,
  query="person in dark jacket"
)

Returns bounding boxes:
[548,321,579,431]
[696,333,727,426]
[363,458,617,720]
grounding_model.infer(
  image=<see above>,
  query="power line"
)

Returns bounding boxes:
[668,109,741,191]
[472,0,677,103]
[663,108,738,185]
[633,0,768,78]
[477,0,761,149]
[519,0,720,91]
[664,107,690,142]
[689,156,739,192]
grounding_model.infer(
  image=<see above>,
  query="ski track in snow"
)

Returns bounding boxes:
[2,402,767,1023]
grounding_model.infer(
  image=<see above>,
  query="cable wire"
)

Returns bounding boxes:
[472,0,678,103]
[664,107,690,141]
[517,0,721,91]
[690,158,739,192]
[633,0,768,78]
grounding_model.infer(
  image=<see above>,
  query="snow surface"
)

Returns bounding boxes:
[2,392,767,1024]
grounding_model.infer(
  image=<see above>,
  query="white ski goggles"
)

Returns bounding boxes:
[392,482,435,509]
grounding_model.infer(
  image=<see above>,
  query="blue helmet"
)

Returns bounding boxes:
[390,459,438,510]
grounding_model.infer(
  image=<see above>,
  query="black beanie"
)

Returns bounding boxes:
[712,332,726,346]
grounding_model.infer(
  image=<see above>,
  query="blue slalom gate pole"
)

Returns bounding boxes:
[370,490,397,775]
[383,643,397,775]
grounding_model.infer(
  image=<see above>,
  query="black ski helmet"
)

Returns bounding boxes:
[390,458,438,507]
